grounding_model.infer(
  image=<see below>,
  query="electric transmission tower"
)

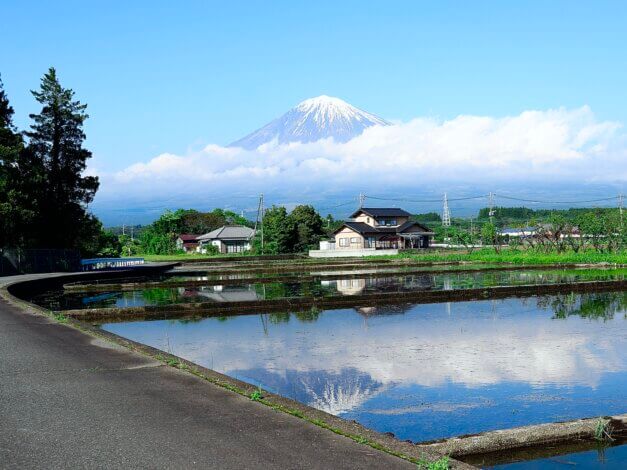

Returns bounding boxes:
[359,192,365,209]
[442,193,451,227]
[488,192,496,224]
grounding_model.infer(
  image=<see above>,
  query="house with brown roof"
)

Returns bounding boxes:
[175,234,200,253]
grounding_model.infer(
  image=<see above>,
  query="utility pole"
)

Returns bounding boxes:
[122,223,126,236]
[253,194,264,253]
[442,193,451,227]
[260,193,264,254]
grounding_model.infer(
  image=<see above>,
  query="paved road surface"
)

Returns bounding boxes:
[0,291,415,469]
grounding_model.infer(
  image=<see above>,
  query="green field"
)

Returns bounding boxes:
[383,248,627,265]
[134,249,627,265]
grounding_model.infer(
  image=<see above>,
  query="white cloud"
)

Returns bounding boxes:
[98,106,625,203]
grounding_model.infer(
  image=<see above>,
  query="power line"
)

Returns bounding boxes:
[316,199,359,213]
[495,194,619,204]
[364,194,488,203]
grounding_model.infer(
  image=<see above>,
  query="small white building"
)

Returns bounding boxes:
[197,225,255,254]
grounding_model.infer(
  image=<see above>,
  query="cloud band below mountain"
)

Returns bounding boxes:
[100,106,625,204]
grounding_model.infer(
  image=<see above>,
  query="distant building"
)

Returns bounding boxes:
[197,225,255,254]
[175,234,200,253]
[499,227,537,238]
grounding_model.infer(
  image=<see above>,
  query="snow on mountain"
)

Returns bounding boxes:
[229,95,390,149]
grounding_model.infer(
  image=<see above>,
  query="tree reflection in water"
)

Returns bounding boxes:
[539,292,627,321]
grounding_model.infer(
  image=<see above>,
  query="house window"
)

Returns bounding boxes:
[377,218,396,226]
[350,237,360,244]
[339,238,349,247]
[367,217,371,224]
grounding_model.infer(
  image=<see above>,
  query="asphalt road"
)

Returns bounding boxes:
[0,293,415,469]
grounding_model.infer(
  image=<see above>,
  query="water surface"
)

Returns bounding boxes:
[32,268,627,310]
[491,442,626,469]
[102,292,627,442]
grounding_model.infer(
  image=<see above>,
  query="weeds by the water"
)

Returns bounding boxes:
[594,418,614,442]
[52,311,68,323]
[416,455,449,470]
[144,341,449,467]
[250,385,264,401]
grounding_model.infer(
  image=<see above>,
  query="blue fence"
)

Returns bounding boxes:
[80,257,145,271]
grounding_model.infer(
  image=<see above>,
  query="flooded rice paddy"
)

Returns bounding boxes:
[102,291,627,443]
[488,441,627,469]
[32,267,627,310]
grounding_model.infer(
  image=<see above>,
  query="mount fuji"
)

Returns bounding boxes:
[229,95,390,149]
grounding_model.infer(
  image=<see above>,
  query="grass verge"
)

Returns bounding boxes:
[377,249,627,266]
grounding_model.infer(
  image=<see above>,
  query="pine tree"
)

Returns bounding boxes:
[25,67,99,248]
[0,75,41,247]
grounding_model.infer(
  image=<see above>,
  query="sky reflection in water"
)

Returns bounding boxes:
[102,292,627,442]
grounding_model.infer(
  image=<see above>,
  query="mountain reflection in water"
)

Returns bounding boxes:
[102,292,627,442]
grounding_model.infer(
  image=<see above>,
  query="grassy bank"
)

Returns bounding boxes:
[138,253,239,262]
[386,249,627,265]
[135,249,627,265]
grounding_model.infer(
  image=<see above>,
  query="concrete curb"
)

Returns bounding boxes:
[416,414,627,457]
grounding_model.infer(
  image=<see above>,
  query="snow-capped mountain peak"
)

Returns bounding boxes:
[229,95,389,149]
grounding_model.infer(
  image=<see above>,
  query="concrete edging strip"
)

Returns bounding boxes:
[415,414,627,457]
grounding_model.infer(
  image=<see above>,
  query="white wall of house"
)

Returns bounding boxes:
[309,248,399,258]
[334,227,364,249]
[199,239,252,254]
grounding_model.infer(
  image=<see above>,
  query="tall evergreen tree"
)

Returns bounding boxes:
[0,75,42,247]
[25,68,99,249]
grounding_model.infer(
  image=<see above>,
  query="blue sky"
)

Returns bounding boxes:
[2,1,626,169]
[2,1,626,223]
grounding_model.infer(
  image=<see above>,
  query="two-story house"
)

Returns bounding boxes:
[333,208,433,250]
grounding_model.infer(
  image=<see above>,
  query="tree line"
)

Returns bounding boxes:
[0,69,119,257]
[130,208,252,255]
[134,204,330,255]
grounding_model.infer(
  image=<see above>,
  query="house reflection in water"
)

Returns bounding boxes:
[181,284,262,302]
[324,274,436,296]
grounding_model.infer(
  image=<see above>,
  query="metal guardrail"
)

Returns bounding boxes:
[80,257,145,271]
